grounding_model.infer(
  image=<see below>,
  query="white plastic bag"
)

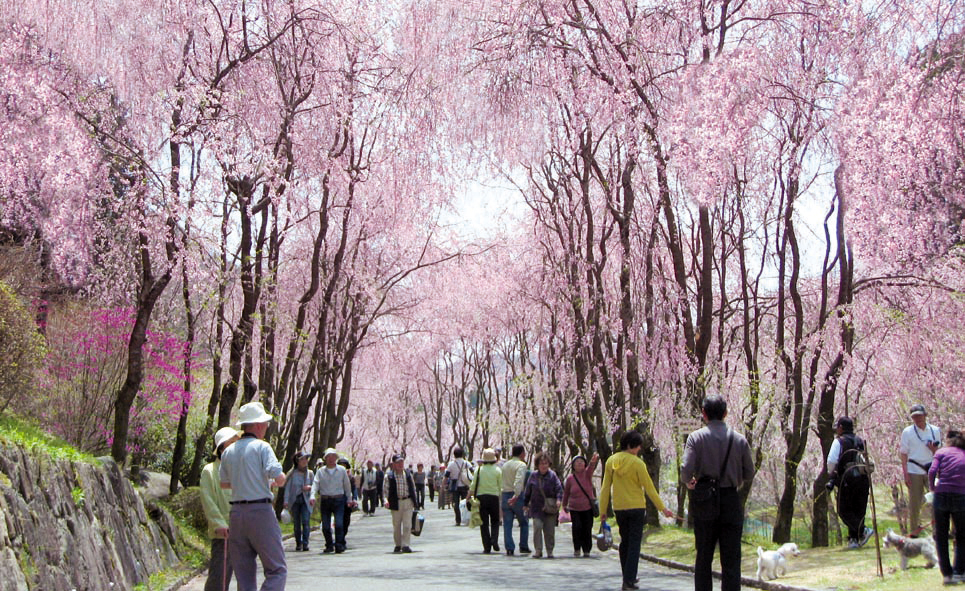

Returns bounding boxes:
[459,499,470,524]
[280,508,292,524]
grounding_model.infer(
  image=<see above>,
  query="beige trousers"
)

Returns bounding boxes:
[908,472,929,532]
[391,498,414,548]
[532,515,557,556]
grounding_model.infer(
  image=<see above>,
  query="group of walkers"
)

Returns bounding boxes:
[199,395,965,591]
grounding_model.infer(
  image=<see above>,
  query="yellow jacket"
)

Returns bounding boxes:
[599,451,666,513]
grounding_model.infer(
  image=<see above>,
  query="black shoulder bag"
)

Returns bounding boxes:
[573,474,600,517]
[689,430,734,521]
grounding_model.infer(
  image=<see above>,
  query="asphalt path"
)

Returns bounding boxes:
[177,503,701,591]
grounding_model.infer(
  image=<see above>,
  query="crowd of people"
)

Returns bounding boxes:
[200,397,963,591]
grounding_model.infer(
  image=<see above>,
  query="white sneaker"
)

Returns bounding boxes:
[954,574,965,583]
[944,576,957,586]
[858,527,874,547]
[574,550,581,557]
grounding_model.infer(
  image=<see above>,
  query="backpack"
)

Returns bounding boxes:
[838,435,875,479]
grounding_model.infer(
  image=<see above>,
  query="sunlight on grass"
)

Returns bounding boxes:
[0,415,95,463]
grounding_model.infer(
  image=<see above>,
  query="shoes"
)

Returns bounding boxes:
[621,583,639,590]
[944,576,958,586]
[858,527,874,548]
[574,550,582,557]
[393,546,402,553]
[303,546,309,552]
[519,548,532,554]
[583,550,591,557]
[954,574,965,583]
[295,544,303,552]
[546,552,554,559]
[483,549,491,554]
[335,547,345,554]
[506,549,514,556]
[847,540,859,549]
[323,547,335,554]
[493,544,500,552]
[402,546,413,553]
[532,552,542,558]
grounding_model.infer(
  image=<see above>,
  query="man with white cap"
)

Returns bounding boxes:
[309,447,355,553]
[219,401,287,591]
[200,426,239,591]
[900,404,941,535]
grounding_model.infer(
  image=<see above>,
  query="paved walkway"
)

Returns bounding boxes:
[178,504,702,591]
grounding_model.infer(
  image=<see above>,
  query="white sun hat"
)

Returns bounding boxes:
[236,401,273,425]
[213,427,239,449]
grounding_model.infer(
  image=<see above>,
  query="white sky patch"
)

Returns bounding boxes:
[445,177,527,240]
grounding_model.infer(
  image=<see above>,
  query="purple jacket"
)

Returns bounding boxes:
[930,446,965,495]
[524,469,563,519]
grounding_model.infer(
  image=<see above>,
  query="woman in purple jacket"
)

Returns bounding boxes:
[929,429,965,585]
[524,451,563,558]
[563,453,600,557]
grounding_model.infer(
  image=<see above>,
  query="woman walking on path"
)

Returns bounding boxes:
[283,451,315,552]
[563,453,600,557]
[467,448,503,553]
[929,429,965,585]
[600,431,675,591]
[524,451,563,558]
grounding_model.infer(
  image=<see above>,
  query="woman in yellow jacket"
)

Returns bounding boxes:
[600,431,674,591]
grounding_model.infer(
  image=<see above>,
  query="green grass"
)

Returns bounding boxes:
[0,415,95,463]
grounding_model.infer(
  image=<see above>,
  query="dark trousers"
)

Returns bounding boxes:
[452,486,469,524]
[414,483,425,509]
[570,508,594,553]
[934,492,965,577]
[343,500,353,535]
[837,472,869,541]
[318,495,346,550]
[204,537,233,591]
[478,494,501,551]
[362,488,378,514]
[291,499,311,549]
[694,487,743,591]
[615,508,646,587]
[429,482,436,502]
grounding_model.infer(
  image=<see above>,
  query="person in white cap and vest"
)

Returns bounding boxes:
[219,401,287,591]
[384,453,416,553]
[309,447,355,553]
[901,404,941,535]
[200,426,239,591]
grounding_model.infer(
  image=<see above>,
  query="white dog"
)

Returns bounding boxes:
[756,542,801,580]
[883,529,938,570]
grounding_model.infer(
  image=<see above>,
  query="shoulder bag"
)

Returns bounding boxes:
[573,473,599,517]
[689,430,733,521]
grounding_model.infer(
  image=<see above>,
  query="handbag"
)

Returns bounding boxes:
[596,521,613,551]
[411,510,425,536]
[689,430,733,521]
[537,473,560,514]
[573,474,599,518]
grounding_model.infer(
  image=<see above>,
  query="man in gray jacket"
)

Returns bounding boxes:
[682,396,755,591]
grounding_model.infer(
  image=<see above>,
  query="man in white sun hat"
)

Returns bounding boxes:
[309,447,354,553]
[219,401,287,591]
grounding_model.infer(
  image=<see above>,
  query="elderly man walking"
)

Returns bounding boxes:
[384,453,416,553]
[219,401,287,591]
[310,448,354,554]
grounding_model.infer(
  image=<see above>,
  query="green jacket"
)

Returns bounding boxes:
[200,460,232,539]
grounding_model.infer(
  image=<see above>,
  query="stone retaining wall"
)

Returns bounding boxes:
[0,445,184,591]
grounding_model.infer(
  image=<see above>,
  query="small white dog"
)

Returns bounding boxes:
[883,529,938,570]
[756,542,801,580]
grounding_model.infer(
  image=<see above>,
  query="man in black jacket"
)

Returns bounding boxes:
[826,416,874,548]
[383,454,416,553]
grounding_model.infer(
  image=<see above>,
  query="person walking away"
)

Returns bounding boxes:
[901,404,941,535]
[337,457,359,537]
[200,427,239,591]
[375,463,385,506]
[428,465,437,504]
[502,444,531,555]
[283,451,314,551]
[361,460,379,515]
[384,453,416,553]
[601,432,675,590]
[523,451,563,558]
[826,416,874,549]
[218,401,287,591]
[563,453,600,557]
[929,429,965,584]
[309,448,354,553]
[467,448,503,553]
[682,396,754,591]
[413,463,427,509]
[446,447,473,525]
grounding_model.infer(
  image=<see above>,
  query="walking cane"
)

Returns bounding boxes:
[868,475,883,578]
[223,530,230,591]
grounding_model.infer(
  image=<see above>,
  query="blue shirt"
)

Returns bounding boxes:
[219,435,283,501]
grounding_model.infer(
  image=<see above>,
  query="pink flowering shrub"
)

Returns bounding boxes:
[29,306,191,463]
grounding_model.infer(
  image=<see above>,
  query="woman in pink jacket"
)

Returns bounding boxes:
[563,453,600,557]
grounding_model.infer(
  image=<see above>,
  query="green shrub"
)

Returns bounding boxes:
[0,282,46,415]
[165,487,207,534]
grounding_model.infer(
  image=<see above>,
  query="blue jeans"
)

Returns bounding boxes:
[291,498,311,549]
[502,491,530,552]
[615,508,646,587]
[934,491,965,577]
[318,495,346,550]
